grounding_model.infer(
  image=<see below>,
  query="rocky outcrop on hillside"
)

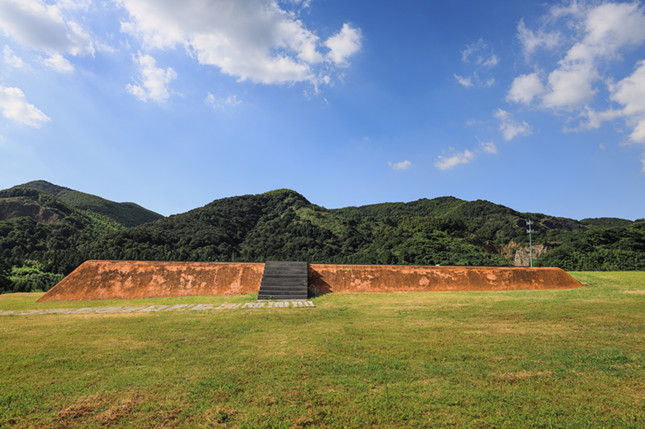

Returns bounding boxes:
[514,244,549,267]
[0,199,62,224]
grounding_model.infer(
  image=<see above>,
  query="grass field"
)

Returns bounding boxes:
[0,272,643,428]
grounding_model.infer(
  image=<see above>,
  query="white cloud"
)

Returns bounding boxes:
[573,107,623,131]
[325,23,361,67]
[117,0,361,86]
[0,86,50,127]
[461,39,498,67]
[127,54,176,103]
[482,54,499,67]
[566,57,645,143]
[631,122,645,144]
[205,93,242,109]
[611,60,645,117]
[454,74,473,88]
[509,2,645,172]
[542,61,597,108]
[507,72,545,105]
[495,109,532,141]
[44,53,74,73]
[388,160,412,170]
[549,1,585,20]
[0,0,94,56]
[584,2,645,55]
[435,150,475,170]
[3,45,24,68]
[480,141,497,154]
[517,19,560,59]
[642,154,645,173]
[610,59,645,144]
[457,39,498,89]
[537,2,645,110]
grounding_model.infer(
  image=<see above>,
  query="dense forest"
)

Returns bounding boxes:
[1,181,643,293]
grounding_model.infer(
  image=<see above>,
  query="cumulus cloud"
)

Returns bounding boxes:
[495,109,532,141]
[631,122,645,144]
[507,72,545,105]
[532,2,645,110]
[608,57,645,144]
[0,0,94,64]
[325,23,361,67]
[117,0,361,85]
[435,150,475,170]
[0,86,50,127]
[388,160,412,170]
[126,54,176,103]
[611,60,645,118]
[507,1,645,171]
[3,45,25,68]
[542,61,597,108]
[573,59,645,142]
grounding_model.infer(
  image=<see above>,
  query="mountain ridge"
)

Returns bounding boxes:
[1,180,643,294]
[18,180,163,227]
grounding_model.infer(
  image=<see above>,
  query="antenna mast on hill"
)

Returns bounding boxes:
[526,219,533,268]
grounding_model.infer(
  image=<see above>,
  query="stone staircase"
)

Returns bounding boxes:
[258,261,308,300]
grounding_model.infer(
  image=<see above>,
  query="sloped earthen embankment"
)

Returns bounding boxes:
[37,261,581,302]
[308,264,581,294]
[37,260,264,302]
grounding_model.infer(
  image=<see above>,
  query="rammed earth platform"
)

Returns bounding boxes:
[37,260,582,302]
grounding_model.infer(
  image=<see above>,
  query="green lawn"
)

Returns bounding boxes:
[0,272,643,428]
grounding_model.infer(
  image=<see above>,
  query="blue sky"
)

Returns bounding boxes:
[1,0,644,220]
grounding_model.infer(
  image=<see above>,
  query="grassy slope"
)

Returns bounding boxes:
[0,272,643,428]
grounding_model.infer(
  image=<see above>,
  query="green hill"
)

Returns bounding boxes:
[0,182,163,293]
[0,187,125,290]
[19,180,162,227]
[1,183,643,294]
[85,189,642,270]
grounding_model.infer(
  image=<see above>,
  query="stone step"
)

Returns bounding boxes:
[258,295,308,300]
[259,280,308,286]
[258,261,308,301]
[258,288,307,293]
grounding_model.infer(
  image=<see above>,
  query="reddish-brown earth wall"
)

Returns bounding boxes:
[37,260,264,302]
[308,264,581,294]
[37,261,582,302]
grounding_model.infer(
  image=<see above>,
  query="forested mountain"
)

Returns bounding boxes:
[1,182,643,293]
[0,182,162,292]
[83,189,509,266]
[19,180,162,227]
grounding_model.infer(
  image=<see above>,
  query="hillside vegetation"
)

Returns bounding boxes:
[0,182,162,292]
[1,182,643,293]
[19,180,162,227]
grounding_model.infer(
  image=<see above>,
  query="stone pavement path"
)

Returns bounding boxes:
[0,300,315,316]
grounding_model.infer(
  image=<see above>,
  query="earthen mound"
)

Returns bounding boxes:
[38,261,581,302]
[308,264,581,294]
[37,260,264,302]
